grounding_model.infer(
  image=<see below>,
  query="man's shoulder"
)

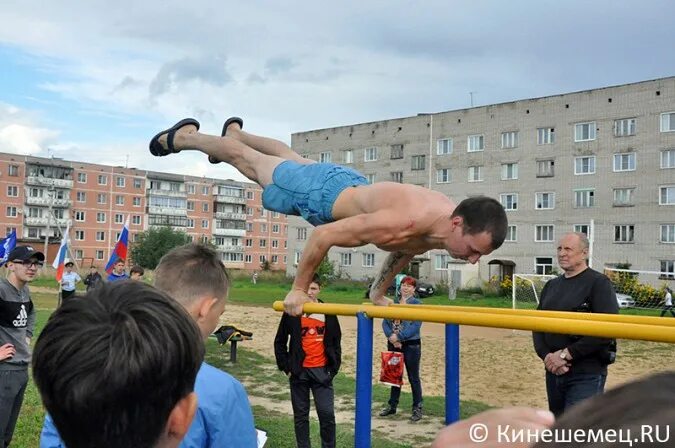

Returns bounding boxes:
[196,362,246,394]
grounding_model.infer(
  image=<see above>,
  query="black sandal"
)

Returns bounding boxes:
[149,118,200,156]
[209,117,244,164]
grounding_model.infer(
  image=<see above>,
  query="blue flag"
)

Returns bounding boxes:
[0,229,17,267]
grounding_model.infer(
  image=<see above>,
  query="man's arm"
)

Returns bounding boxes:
[369,252,414,306]
[284,211,401,315]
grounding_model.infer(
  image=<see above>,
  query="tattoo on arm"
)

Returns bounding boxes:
[372,252,407,292]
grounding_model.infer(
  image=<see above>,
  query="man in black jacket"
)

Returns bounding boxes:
[274,275,341,448]
[532,232,619,416]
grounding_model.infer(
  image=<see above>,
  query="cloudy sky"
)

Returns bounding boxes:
[1,0,673,181]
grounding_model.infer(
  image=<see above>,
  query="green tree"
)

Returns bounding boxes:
[315,257,336,284]
[129,226,191,269]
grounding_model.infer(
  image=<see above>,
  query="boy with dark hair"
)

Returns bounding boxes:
[83,265,102,291]
[107,259,129,281]
[0,245,44,447]
[33,281,203,448]
[41,244,257,448]
[274,274,342,448]
[130,265,145,281]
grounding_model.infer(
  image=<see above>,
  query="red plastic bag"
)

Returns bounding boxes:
[380,351,404,387]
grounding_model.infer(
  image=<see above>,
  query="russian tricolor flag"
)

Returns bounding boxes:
[105,216,130,274]
[52,224,70,282]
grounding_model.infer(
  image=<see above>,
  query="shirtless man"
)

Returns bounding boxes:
[149,117,508,316]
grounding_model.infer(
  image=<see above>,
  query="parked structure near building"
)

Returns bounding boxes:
[286,77,675,287]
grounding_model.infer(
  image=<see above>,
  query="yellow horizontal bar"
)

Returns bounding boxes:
[272,301,675,344]
[392,304,675,327]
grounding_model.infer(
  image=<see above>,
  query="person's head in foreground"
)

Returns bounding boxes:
[154,244,230,338]
[32,281,204,448]
[448,196,508,264]
[130,264,145,280]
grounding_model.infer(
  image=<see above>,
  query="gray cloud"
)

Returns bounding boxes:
[149,55,233,98]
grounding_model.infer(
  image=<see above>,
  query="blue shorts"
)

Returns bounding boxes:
[262,161,368,226]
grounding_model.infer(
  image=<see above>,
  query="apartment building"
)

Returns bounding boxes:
[286,77,675,287]
[0,153,287,272]
[244,185,289,272]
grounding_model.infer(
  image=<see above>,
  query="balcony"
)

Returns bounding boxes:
[214,194,246,205]
[223,261,245,270]
[25,176,73,189]
[147,189,187,198]
[24,216,69,227]
[215,244,244,252]
[147,206,188,216]
[24,197,72,208]
[214,212,247,221]
[212,228,246,237]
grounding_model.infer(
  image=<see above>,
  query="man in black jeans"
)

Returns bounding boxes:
[274,275,341,448]
[533,232,618,417]
[379,275,424,422]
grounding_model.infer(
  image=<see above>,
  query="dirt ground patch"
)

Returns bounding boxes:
[222,304,675,419]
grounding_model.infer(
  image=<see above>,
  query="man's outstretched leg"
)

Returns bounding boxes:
[150,119,287,187]
[221,118,311,164]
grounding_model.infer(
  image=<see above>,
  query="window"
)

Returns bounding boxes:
[297,228,307,240]
[134,178,142,189]
[115,176,125,187]
[437,138,453,155]
[98,174,107,185]
[574,225,590,236]
[613,153,636,172]
[468,166,483,182]
[500,193,518,211]
[76,191,86,202]
[132,215,141,225]
[501,131,518,149]
[202,219,209,229]
[77,172,86,183]
[272,211,280,218]
[436,168,451,183]
[342,149,353,164]
[6,206,17,217]
[202,186,209,195]
[574,156,596,175]
[661,261,675,279]
[27,207,42,218]
[97,193,106,204]
[272,224,279,233]
[246,191,254,200]
[271,255,278,264]
[390,144,404,159]
[537,127,555,145]
[186,184,196,194]
[364,147,377,162]
[661,224,675,243]
[660,112,675,132]
[115,232,121,241]
[366,173,376,184]
[272,239,278,248]
[187,201,195,211]
[467,134,484,152]
[501,163,518,180]
[115,195,124,206]
[660,186,675,205]
[340,253,352,267]
[6,186,18,197]
[259,239,267,248]
[245,254,252,263]
[390,172,403,183]
[294,251,302,265]
[96,250,104,260]
[613,188,635,206]
[535,225,554,242]
[246,223,253,232]
[411,155,425,170]
[535,192,555,210]
[96,231,105,242]
[661,149,675,169]
[8,165,19,176]
[114,213,124,224]
[75,211,85,221]
[614,118,636,137]
[614,225,635,243]
[537,159,555,177]
[202,202,209,212]
[27,228,39,238]
[260,223,267,232]
[575,122,596,141]
[96,212,106,223]
[75,250,83,260]
[362,253,375,267]
[133,197,141,206]
[244,239,252,247]
[535,257,554,275]
[435,254,450,270]
[505,225,517,242]
[5,227,15,236]
[574,189,595,208]
[320,152,332,163]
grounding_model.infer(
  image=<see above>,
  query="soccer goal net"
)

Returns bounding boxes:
[511,274,556,309]
[604,267,673,310]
